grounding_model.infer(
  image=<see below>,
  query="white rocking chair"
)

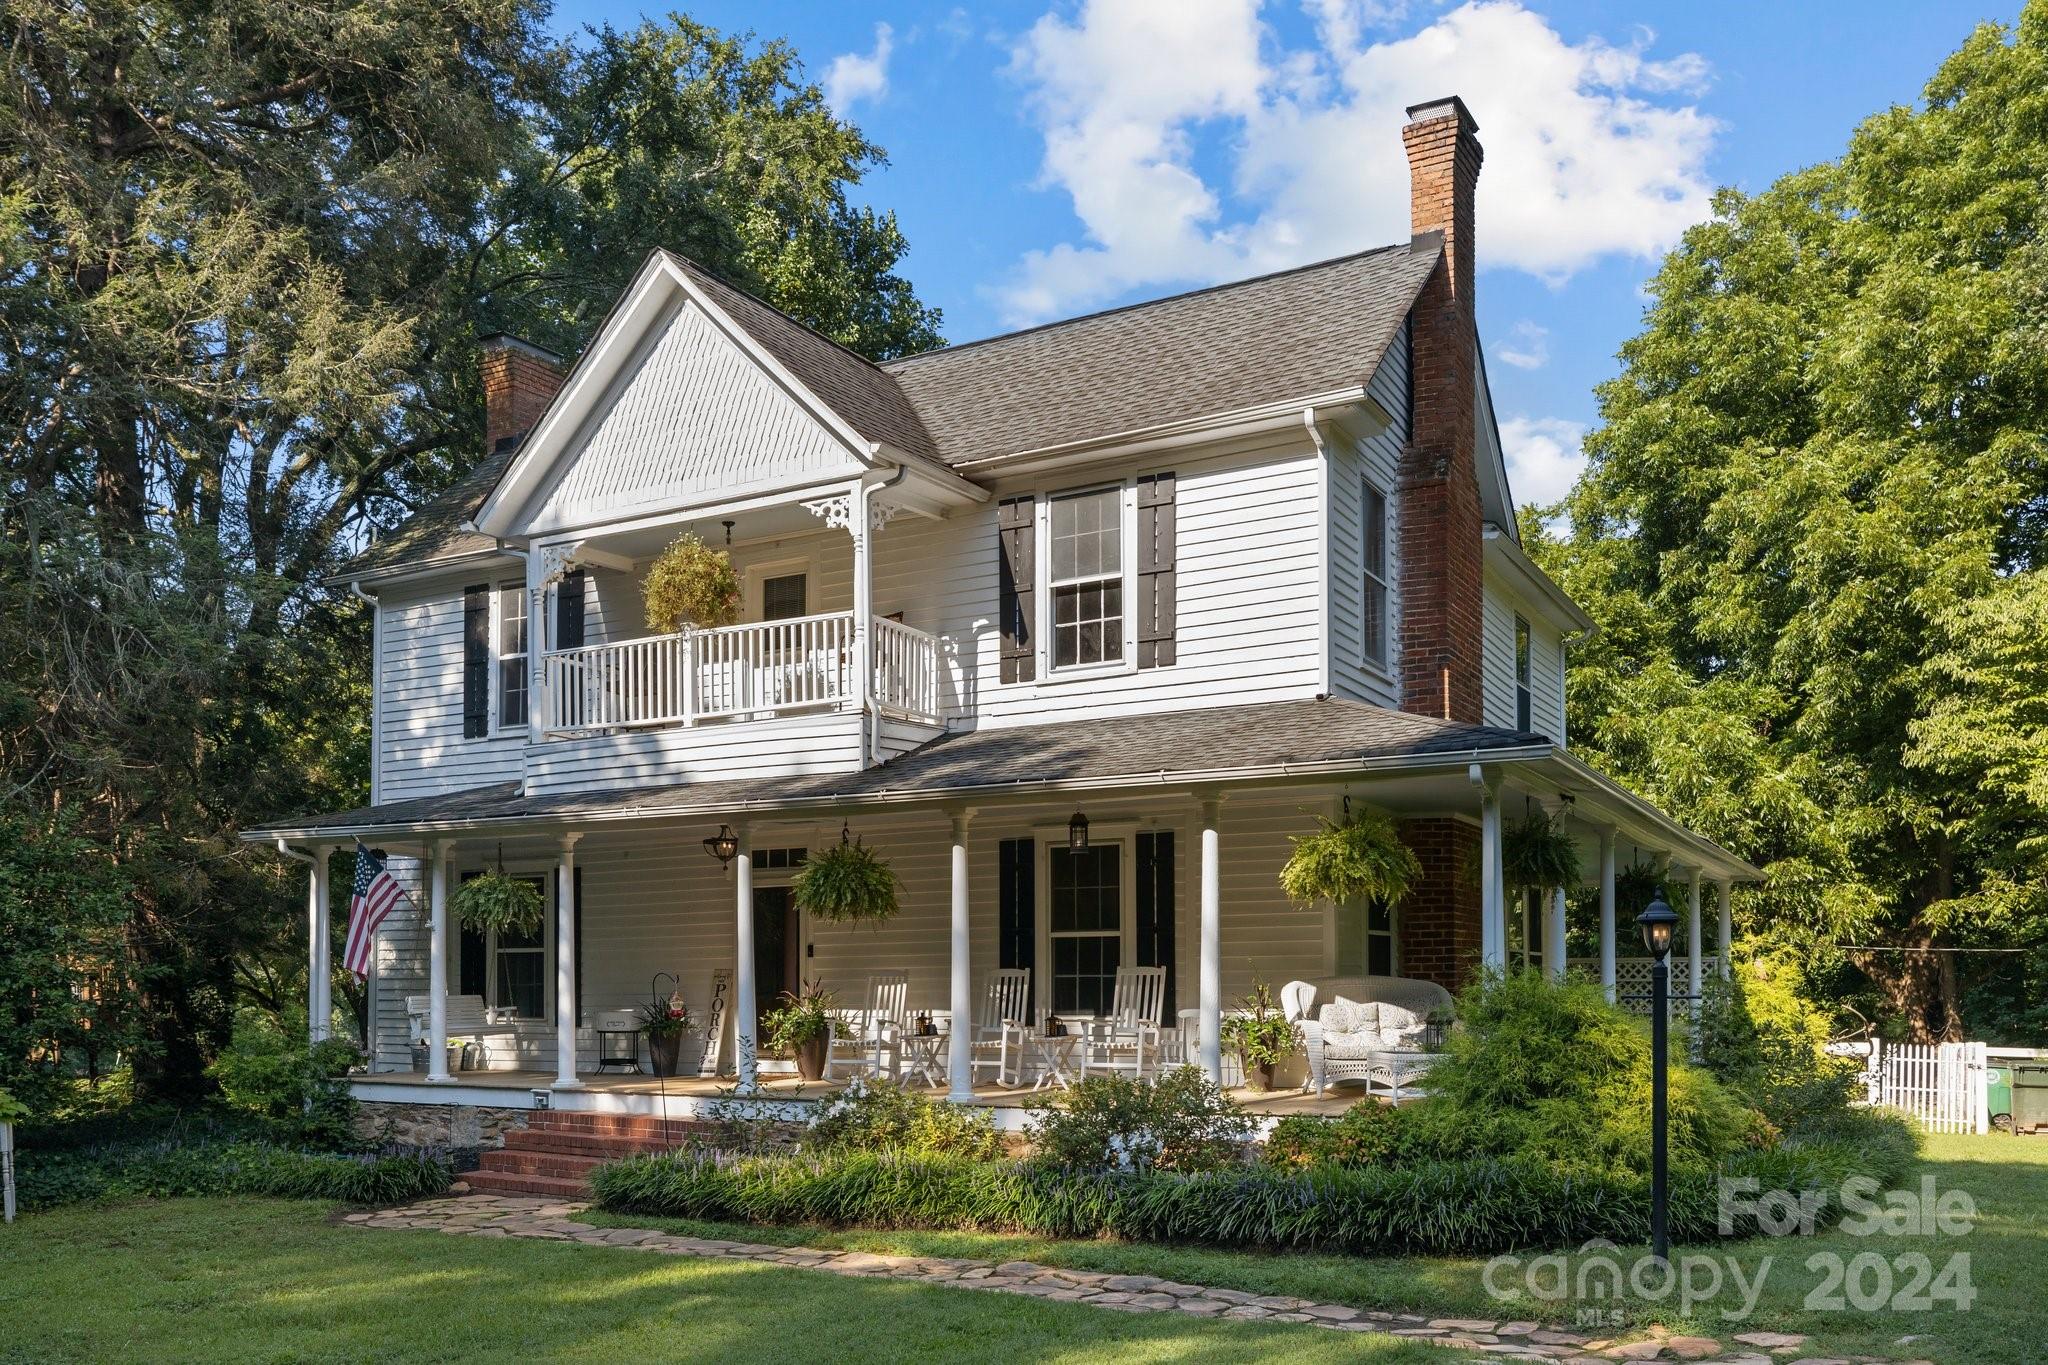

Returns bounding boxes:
[827,972,910,1081]
[1083,966,1167,1082]
[966,968,1032,1087]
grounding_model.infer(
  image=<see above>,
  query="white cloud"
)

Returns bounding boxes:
[1496,320,1549,370]
[824,22,895,112]
[1498,415,1587,509]
[996,0,1717,323]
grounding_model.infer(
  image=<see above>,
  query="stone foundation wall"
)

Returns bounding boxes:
[355,1101,529,1150]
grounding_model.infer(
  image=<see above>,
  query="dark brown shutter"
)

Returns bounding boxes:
[997,495,1036,683]
[998,838,1035,974]
[1137,472,1177,668]
[555,570,586,651]
[462,584,490,738]
[1136,831,1175,1022]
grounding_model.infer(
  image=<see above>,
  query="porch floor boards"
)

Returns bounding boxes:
[359,1068,1362,1117]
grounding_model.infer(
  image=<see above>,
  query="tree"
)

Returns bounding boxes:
[2,4,944,1095]
[1537,5,2048,1040]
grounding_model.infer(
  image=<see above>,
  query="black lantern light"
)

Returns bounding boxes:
[703,824,739,867]
[1067,810,1090,851]
[1637,886,1679,1261]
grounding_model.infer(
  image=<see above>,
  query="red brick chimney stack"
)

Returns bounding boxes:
[1397,96,1486,725]
[479,334,565,453]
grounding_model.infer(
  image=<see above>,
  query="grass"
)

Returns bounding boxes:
[0,1197,1458,1363]
[586,1132,2048,1365]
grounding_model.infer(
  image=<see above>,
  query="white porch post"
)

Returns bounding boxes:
[851,484,873,746]
[1714,878,1734,980]
[553,833,583,1089]
[1479,780,1505,972]
[733,827,758,1092]
[1597,828,1618,1002]
[1545,887,1567,982]
[1685,870,1704,1009]
[947,808,974,1102]
[426,841,453,1082]
[1198,794,1223,1085]
[306,845,332,1044]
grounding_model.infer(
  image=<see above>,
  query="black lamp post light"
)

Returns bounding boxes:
[1637,887,1681,1262]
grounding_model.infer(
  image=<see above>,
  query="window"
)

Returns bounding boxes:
[1336,899,1396,977]
[1049,487,1123,669]
[1514,614,1532,732]
[755,846,808,870]
[1361,479,1390,667]
[460,873,549,1019]
[1049,844,1121,1014]
[761,573,807,622]
[497,582,528,729]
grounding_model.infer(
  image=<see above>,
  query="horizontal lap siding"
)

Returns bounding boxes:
[1481,574,1568,741]
[522,712,864,795]
[370,855,426,1069]
[1328,337,1406,709]
[378,581,524,802]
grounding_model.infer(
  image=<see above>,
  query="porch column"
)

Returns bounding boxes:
[1479,781,1505,972]
[1714,878,1734,980]
[851,484,873,745]
[1597,828,1618,1002]
[553,832,582,1089]
[733,827,758,1093]
[426,841,453,1082]
[1198,793,1223,1085]
[947,808,974,1102]
[1685,869,1704,1010]
[1545,889,1567,981]
[306,845,332,1044]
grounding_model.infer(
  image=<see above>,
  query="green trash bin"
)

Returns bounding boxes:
[2010,1064,2048,1135]
[1987,1064,2013,1132]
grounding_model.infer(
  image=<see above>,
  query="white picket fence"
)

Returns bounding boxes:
[1859,1040,1990,1134]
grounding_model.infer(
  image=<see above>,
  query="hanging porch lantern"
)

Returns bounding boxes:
[1067,810,1090,851]
[703,824,739,867]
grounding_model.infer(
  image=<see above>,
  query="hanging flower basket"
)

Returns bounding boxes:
[1503,810,1581,895]
[642,532,741,633]
[451,870,544,938]
[1279,805,1421,908]
[1614,859,1664,916]
[790,834,900,924]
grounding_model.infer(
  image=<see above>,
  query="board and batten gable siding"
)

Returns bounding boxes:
[1325,328,1407,709]
[520,295,866,536]
[871,433,1327,729]
[376,576,526,803]
[1480,573,1568,743]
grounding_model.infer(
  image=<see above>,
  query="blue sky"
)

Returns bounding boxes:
[554,1,2022,510]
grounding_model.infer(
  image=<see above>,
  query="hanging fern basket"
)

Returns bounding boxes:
[790,834,901,924]
[1279,805,1421,908]
[451,870,544,938]
[1503,810,1581,895]
[642,532,741,633]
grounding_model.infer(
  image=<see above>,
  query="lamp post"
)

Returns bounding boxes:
[1637,888,1679,1262]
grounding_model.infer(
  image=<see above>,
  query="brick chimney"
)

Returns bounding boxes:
[479,334,565,453]
[1397,96,1486,725]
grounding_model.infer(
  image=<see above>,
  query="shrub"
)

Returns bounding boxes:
[1028,1067,1253,1174]
[206,1008,363,1149]
[1693,952,1860,1130]
[15,1137,450,1212]
[808,1077,1003,1161]
[1263,1099,1423,1171]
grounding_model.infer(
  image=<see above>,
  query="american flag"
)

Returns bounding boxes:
[343,841,410,980]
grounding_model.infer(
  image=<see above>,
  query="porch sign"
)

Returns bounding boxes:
[698,967,732,1078]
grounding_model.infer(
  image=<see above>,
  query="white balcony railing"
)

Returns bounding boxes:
[541,611,940,735]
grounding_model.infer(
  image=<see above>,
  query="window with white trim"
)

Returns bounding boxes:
[1335,898,1396,977]
[1049,844,1122,1014]
[761,572,807,622]
[1361,478,1390,668]
[1049,487,1123,670]
[497,582,528,729]
[459,872,550,1020]
[1514,614,1532,732]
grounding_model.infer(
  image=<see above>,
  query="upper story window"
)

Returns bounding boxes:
[1514,613,1532,732]
[1050,487,1124,670]
[1361,479,1390,668]
[497,582,528,729]
[761,572,807,621]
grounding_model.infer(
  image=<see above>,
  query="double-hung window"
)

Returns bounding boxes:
[1361,479,1390,668]
[1336,899,1396,977]
[1514,614,1532,732]
[1049,487,1123,670]
[1049,844,1122,1014]
[497,582,528,729]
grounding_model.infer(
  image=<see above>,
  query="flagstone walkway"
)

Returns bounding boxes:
[341,1194,1887,1365]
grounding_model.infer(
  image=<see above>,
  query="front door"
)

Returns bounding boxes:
[753,886,799,1038]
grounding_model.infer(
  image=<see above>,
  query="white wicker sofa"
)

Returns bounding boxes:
[1281,976,1454,1097]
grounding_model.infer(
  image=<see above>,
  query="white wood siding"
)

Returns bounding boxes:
[1481,573,1568,741]
[523,711,865,796]
[1326,329,1407,709]
[369,854,425,1068]
[376,578,525,802]
[523,295,864,535]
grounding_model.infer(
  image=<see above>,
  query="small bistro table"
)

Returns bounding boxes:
[1025,1031,1083,1091]
[902,1028,950,1089]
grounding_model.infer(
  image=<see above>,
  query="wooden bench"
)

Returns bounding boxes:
[405,994,520,1068]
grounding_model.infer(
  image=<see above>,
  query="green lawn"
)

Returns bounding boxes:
[588,1132,2048,1365]
[0,1198,1456,1363]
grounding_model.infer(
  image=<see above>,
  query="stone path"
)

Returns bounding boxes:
[341,1194,1905,1364]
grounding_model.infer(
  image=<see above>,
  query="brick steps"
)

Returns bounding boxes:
[471,1108,704,1197]
[462,1169,595,1199]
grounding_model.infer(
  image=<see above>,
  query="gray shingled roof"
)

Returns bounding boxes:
[881,241,1439,467]
[342,441,518,579]
[246,698,1547,834]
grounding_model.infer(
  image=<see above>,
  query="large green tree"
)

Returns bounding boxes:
[2,2,942,1097]
[1537,5,2048,1041]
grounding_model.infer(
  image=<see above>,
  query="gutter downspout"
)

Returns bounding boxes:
[861,459,910,768]
[1302,407,1332,700]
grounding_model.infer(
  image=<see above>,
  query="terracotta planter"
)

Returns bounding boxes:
[647,1032,683,1077]
[795,1034,829,1081]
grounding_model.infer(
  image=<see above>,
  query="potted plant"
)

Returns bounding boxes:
[639,990,694,1077]
[1503,809,1581,895]
[642,532,741,633]
[1279,803,1421,908]
[763,981,836,1080]
[1220,980,1301,1092]
[450,861,543,939]
[790,828,900,924]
